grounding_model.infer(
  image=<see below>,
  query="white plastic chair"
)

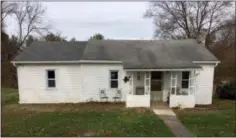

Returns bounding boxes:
[113,89,122,102]
[99,89,108,102]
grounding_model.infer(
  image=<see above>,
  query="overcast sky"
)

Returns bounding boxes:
[6,2,155,41]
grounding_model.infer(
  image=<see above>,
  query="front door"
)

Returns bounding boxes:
[151,72,163,101]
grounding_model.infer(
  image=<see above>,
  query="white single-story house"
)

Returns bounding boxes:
[12,39,220,108]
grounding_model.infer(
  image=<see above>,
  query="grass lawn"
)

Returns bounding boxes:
[1,88,173,137]
[1,88,19,105]
[174,99,236,137]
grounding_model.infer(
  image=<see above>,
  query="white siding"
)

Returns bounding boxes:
[195,64,215,104]
[126,95,150,107]
[80,63,129,102]
[162,66,215,106]
[133,72,145,87]
[132,72,145,94]
[17,63,129,103]
[17,64,83,103]
[16,63,216,106]
[169,95,195,108]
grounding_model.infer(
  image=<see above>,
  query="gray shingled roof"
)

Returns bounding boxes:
[13,39,219,69]
[13,41,87,61]
[81,39,218,69]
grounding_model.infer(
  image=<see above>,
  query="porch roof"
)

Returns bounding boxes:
[124,67,202,71]
[122,62,202,69]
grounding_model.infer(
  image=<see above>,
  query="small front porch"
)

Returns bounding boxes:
[126,70,198,108]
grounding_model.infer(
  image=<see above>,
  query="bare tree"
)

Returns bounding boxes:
[1,1,17,30]
[144,1,233,46]
[216,16,235,47]
[14,2,50,49]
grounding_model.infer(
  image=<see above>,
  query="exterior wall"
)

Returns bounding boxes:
[166,64,216,106]
[132,72,145,94]
[17,63,129,103]
[16,63,215,106]
[169,95,195,108]
[80,63,129,102]
[195,64,215,105]
[133,72,145,87]
[126,95,150,107]
[17,64,83,103]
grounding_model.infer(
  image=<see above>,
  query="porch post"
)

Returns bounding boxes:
[189,70,196,95]
[144,72,151,95]
[170,72,177,95]
[128,72,134,94]
[132,72,134,94]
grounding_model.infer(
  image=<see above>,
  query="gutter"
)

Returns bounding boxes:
[192,61,221,64]
[79,60,122,63]
[124,68,203,71]
[11,60,122,65]
[192,61,220,67]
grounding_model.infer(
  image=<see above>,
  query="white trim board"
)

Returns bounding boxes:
[192,61,220,67]
[11,60,122,65]
[192,61,220,64]
[79,60,122,63]
[12,60,220,65]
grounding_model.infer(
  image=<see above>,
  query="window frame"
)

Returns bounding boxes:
[110,70,119,89]
[181,71,190,89]
[46,69,56,89]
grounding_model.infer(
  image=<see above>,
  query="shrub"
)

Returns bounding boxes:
[216,78,236,100]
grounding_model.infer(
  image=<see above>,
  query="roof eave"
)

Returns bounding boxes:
[124,68,203,71]
[11,60,123,65]
[192,60,221,64]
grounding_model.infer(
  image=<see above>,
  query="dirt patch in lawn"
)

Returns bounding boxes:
[195,104,218,108]
[2,103,174,137]
[3,102,127,113]
[134,107,150,113]
[173,99,235,115]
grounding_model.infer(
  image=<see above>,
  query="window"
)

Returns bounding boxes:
[135,87,144,95]
[47,70,56,88]
[110,71,118,88]
[181,71,190,89]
